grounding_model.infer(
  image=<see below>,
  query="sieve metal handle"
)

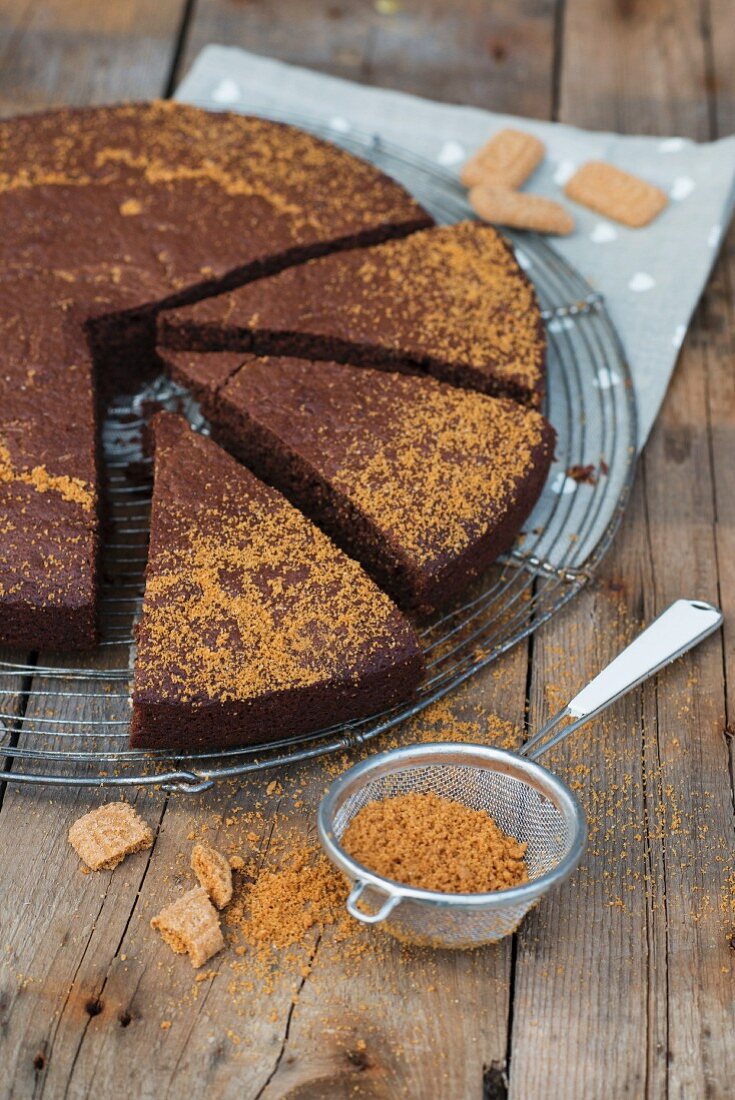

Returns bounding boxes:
[346,880,402,924]
[522,599,722,761]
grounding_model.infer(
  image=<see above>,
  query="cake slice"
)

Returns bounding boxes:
[162,355,555,614]
[130,413,424,751]
[159,222,546,408]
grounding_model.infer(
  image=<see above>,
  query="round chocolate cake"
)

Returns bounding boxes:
[0,101,550,751]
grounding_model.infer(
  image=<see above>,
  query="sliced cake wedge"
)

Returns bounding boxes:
[130,413,424,751]
[161,354,556,615]
[159,222,546,408]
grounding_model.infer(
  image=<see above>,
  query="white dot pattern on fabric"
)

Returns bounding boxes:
[211,78,241,104]
[551,472,577,495]
[672,324,687,349]
[553,160,576,186]
[708,224,722,248]
[658,137,687,153]
[629,272,656,292]
[328,116,352,133]
[670,176,695,201]
[590,222,618,244]
[593,369,622,390]
[437,140,466,167]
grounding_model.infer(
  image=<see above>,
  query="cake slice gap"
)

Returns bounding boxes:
[159,222,547,409]
[130,413,424,751]
[160,355,555,616]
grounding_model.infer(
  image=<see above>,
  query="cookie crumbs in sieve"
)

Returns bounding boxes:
[340,791,529,894]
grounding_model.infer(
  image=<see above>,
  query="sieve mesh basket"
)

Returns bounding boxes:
[318,742,587,949]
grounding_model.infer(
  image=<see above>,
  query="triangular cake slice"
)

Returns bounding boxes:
[160,222,546,408]
[161,354,556,614]
[130,413,424,751]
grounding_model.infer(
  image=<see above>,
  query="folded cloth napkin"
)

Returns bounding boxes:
[177,45,735,452]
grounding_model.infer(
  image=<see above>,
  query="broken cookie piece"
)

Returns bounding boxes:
[68,801,154,871]
[191,843,233,910]
[151,887,225,969]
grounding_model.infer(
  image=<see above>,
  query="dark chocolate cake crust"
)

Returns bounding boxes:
[160,222,547,408]
[162,353,556,614]
[0,101,431,649]
[130,413,425,752]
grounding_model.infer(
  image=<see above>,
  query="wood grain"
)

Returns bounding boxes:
[508,1,735,1097]
[178,0,558,117]
[0,0,188,115]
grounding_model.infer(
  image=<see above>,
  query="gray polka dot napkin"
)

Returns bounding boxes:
[176,44,735,452]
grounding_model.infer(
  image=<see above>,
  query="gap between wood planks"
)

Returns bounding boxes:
[164,0,199,99]
[638,463,671,1100]
[0,653,36,811]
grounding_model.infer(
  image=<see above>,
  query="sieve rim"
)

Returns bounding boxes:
[317,742,587,910]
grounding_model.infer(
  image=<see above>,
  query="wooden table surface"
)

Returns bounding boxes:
[0,2,733,1098]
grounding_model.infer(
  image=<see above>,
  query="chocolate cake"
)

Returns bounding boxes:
[161,354,556,613]
[0,102,431,648]
[160,222,546,407]
[0,265,163,650]
[130,414,425,751]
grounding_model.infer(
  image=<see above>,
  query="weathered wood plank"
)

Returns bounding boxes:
[557,0,711,136]
[0,0,188,115]
[0,4,184,1095]
[707,0,735,138]
[178,0,557,117]
[509,1,735,1096]
[705,0,735,790]
[642,317,734,1099]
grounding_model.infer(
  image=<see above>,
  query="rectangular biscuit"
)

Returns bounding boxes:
[469,183,574,236]
[191,843,233,909]
[564,161,667,227]
[68,801,154,871]
[151,886,225,968]
[461,129,545,189]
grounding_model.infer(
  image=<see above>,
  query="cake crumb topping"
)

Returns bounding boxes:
[135,415,419,705]
[0,439,95,512]
[171,221,545,401]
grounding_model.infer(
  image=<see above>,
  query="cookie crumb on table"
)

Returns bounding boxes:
[191,842,233,909]
[151,887,225,969]
[68,801,153,871]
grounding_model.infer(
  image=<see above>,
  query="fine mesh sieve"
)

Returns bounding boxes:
[318,599,723,949]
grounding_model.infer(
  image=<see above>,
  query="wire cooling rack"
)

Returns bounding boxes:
[0,123,637,791]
